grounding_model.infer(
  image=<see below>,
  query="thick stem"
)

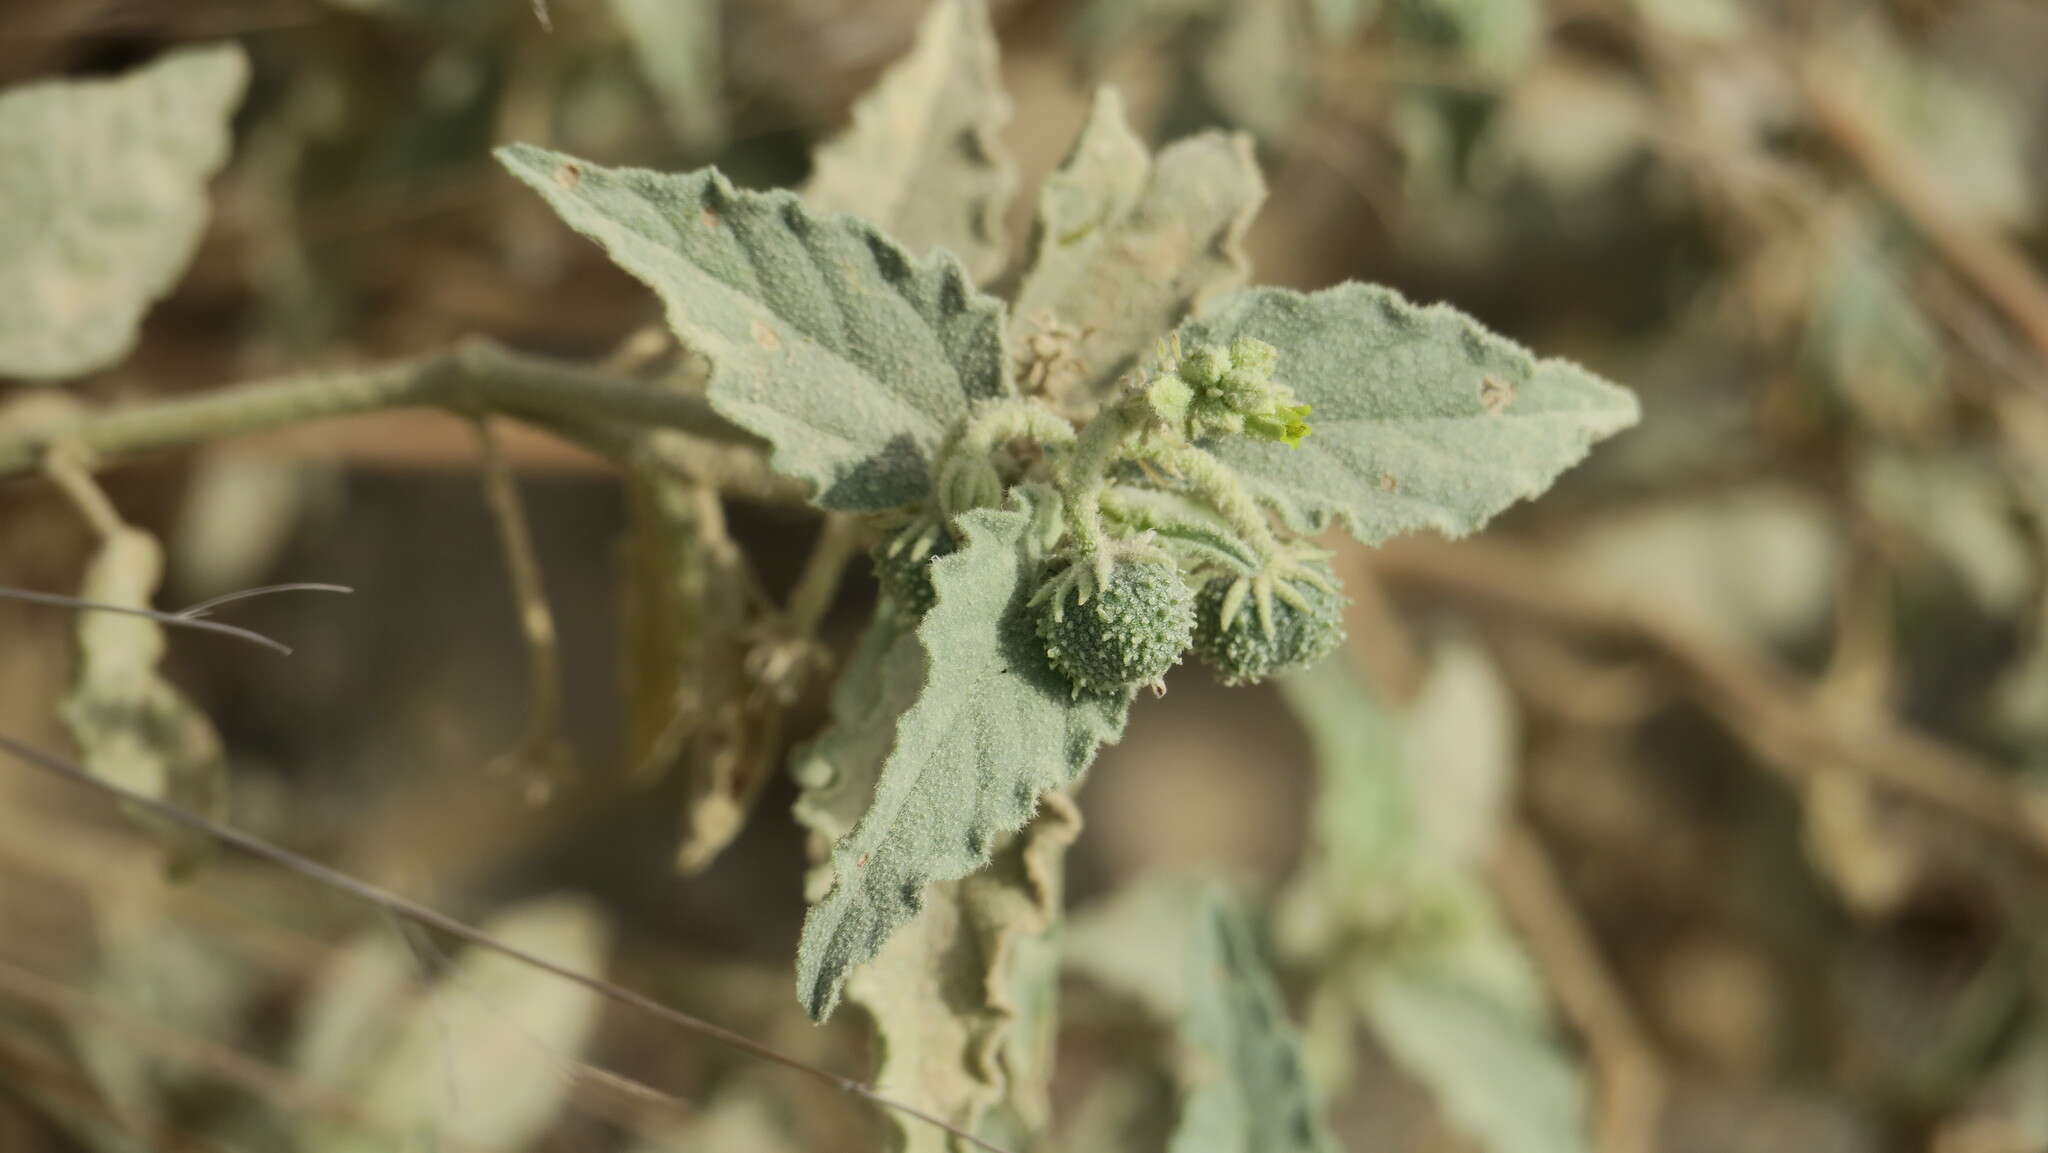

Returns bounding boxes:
[0,338,746,480]
[1056,403,1145,557]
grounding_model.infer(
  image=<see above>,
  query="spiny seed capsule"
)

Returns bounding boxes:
[1192,568,1347,686]
[1035,560,1194,696]
[872,524,956,618]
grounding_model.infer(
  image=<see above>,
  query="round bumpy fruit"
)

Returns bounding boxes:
[871,524,956,618]
[1034,559,1195,696]
[1193,569,1346,686]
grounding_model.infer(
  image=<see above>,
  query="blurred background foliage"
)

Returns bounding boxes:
[2,0,2048,1151]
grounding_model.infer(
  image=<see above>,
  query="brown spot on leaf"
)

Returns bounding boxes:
[751,318,781,352]
[1480,375,1516,415]
[1379,473,1399,493]
[553,163,581,189]
[856,853,870,868]
[699,207,721,230]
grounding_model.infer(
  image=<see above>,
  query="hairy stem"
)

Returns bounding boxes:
[0,338,747,480]
[1152,441,1281,561]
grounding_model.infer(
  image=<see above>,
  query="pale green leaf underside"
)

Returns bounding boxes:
[498,144,1011,511]
[804,0,1014,284]
[797,493,1129,1020]
[0,45,247,380]
[1068,878,1336,1153]
[1012,88,1263,400]
[1362,965,1591,1153]
[608,0,726,154]
[1181,283,1639,544]
[298,896,611,1153]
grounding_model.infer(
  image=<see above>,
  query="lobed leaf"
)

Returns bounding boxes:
[1067,878,1337,1153]
[1179,283,1639,544]
[795,491,1128,1020]
[0,45,248,381]
[1011,88,1263,404]
[804,0,1014,284]
[497,144,1012,511]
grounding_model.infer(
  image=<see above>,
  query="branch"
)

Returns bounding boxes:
[0,733,1018,1153]
[0,338,751,480]
[1369,537,2048,863]
[1799,61,2048,371]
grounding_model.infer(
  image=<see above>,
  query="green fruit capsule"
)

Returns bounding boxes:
[1034,558,1194,696]
[872,522,956,618]
[1193,566,1346,686]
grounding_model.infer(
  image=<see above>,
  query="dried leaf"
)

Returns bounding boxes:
[295,895,612,1153]
[0,45,248,380]
[846,795,1081,1152]
[498,144,1012,512]
[1011,89,1264,403]
[620,468,769,872]
[795,490,1129,1020]
[804,0,1014,284]
[1278,653,1593,1153]
[1560,486,1842,650]
[609,0,727,155]
[1066,877,1338,1153]
[1179,283,1639,544]
[60,527,228,867]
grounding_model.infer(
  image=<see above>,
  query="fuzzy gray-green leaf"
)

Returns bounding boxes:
[497,144,1012,511]
[804,0,1014,284]
[1180,283,1639,544]
[796,491,1129,1020]
[0,45,247,380]
[1011,88,1263,403]
[1067,878,1337,1153]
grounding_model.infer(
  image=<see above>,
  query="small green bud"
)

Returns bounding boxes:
[1180,344,1231,388]
[1245,403,1313,447]
[1228,336,1278,378]
[872,522,957,618]
[1192,561,1346,685]
[1145,371,1193,429]
[1034,557,1194,696]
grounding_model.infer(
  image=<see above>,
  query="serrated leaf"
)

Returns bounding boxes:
[1178,283,1638,544]
[804,0,1014,284]
[1011,88,1263,403]
[498,144,1012,511]
[796,491,1129,1020]
[847,795,1080,1152]
[1067,878,1337,1153]
[296,895,611,1153]
[0,45,248,380]
[60,527,228,868]
[791,606,929,902]
[609,0,726,155]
